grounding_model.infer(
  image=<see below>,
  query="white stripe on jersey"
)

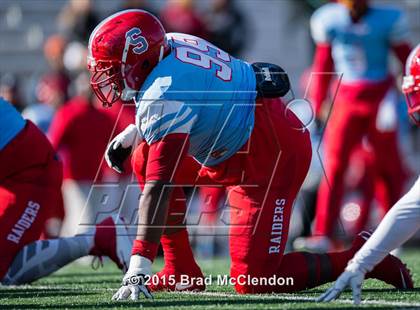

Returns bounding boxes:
[153,105,195,136]
[140,101,193,135]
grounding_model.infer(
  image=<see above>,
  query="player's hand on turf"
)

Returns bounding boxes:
[112,273,153,301]
[112,255,153,301]
[105,124,141,173]
[317,263,365,305]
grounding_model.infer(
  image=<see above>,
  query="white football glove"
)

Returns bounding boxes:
[317,261,365,305]
[112,255,153,301]
[105,124,142,173]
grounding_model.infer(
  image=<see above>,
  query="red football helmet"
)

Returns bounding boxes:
[87,9,169,107]
[402,44,420,126]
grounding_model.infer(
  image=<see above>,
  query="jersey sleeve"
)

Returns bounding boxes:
[389,10,410,45]
[137,99,197,145]
[310,7,333,44]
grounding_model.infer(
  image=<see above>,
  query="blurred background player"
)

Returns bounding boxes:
[204,0,247,58]
[319,43,420,305]
[0,97,132,285]
[296,0,413,252]
[47,70,115,237]
[159,0,209,40]
[22,35,70,133]
[57,0,99,44]
[87,10,412,300]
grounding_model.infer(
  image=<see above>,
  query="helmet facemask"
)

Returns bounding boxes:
[88,59,124,107]
[402,74,420,125]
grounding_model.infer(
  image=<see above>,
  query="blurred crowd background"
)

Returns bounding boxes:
[0,0,419,258]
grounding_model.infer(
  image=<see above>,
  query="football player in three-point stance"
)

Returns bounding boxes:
[319,44,420,305]
[87,9,413,300]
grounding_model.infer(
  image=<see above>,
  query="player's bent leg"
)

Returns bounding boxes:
[2,215,132,285]
[367,254,413,289]
[0,181,61,281]
[271,231,371,293]
[228,188,297,294]
[227,99,313,294]
[223,97,408,294]
[273,231,412,293]
[0,120,66,280]
[149,187,205,292]
[2,235,92,285]
[132,145,204,291]
[151,229,205,292]
[0,161,83,286]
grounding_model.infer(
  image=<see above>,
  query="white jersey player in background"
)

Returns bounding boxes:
[318,44,420,304]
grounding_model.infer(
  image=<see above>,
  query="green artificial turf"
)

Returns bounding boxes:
[0,249,419,309]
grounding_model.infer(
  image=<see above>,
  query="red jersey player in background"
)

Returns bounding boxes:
[86,10,412,300]
[297,0,412,252]
[319,43,420,305]
[48,71,115,237]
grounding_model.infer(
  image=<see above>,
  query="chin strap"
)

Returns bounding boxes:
[121,87,137,101]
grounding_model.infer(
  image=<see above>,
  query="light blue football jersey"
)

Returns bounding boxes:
[311,3,409,82]
[0,97,26,151]
[135,33,256,166]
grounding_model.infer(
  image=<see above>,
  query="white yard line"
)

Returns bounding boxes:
[3,285,420,307]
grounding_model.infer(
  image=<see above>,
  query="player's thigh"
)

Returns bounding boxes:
[228,151,311,291]
[0,152,63,277]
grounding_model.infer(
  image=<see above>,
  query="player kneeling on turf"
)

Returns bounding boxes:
[87,9,413,301]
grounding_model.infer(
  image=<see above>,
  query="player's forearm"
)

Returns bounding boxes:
[350,177,420,273]
[136,181,173,244]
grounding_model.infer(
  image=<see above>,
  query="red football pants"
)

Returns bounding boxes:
[132,97,312,293]
[0,121,64,279]
[314,79,406,237]
[199,186,225,224]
